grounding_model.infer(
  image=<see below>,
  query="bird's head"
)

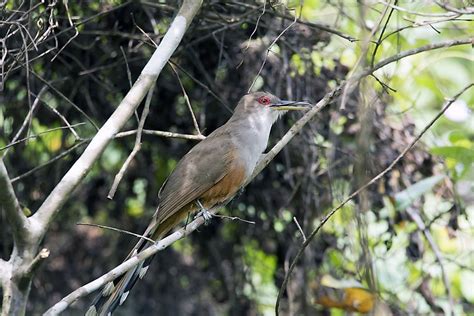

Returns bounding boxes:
[234,92,310,123]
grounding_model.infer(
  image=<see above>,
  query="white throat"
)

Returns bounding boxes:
[230,109,280,178]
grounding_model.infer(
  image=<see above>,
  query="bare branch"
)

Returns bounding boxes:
[274,82,474,315]
[108,85,154,199]
[168,60,233,113]
[11,139,89,183]
[293,217,306,242]
[239,2,357,42]
[359,38,473,80]
[248,3,300,92]
[0,159,29,249]
[115,129,205,140]
[40,97,82,140]
[341,37,472,109]
[32,72,100,131]
[1,85,47,158]
[22,248,50,278]
[406,207,454,315]
[0,123,85,152]
[169,63,202,136]
[214,214,256,225]
[379,1,463,17]
[434,0,474,14]
[50,0,78,61]
[340,0,394,109]
[76,223,155,243]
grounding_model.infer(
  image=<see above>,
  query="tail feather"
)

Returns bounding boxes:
[86,243,157,315]
[86,217,160,316]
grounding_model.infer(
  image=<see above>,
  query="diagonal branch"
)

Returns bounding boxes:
[44,213,210,315]
[0,159,30,249]
[358,38,472,80]
[30,0,203,240]
[107,85,155,199]
[406,207,454,315]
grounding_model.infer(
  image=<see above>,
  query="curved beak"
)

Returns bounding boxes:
[270,100,311,111]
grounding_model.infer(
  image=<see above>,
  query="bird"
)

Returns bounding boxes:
[86,91,309,315]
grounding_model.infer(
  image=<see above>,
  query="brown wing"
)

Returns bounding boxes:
[155,127,236,224]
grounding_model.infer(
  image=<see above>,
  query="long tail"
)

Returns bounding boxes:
[85,218,159,316]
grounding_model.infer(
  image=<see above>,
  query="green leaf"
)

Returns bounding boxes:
[431,146,474,164]
[394,175,444,211]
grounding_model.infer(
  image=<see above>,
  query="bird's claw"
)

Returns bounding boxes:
[195,209,213,224]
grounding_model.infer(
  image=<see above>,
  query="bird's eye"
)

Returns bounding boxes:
[257,96,271,105]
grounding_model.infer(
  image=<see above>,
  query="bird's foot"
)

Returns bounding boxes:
[195,199,212,224]
[195,209,213,224]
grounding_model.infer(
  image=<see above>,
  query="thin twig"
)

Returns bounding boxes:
[133,18,159,48]
[406,207,454,316]
[293,217,306,242]
[32,71,99,130]
[50,0,78,61]
[1,85,47,158]
[248,2,301,92]
[0,123,85,152]
[168,60,233,113]
[379,1,462,17]
[214,214,255,225]
[115,129,205,140]
[340,0,393,110]
[370,0,397,68]
[239,2,357,42]
[108,84,155,199]
[169,63,202,135]
[77,223,155,243]
[274,82,474,315]
[237,0,267,68]
[120,45,140,122]
[120,46,133,89]
[358,38,473,80]
[11,139,89,183]
[38,95,82,140]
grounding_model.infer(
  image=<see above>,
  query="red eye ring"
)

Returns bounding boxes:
[258,96,271,105]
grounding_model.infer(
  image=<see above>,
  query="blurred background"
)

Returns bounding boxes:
[0,0,473,315]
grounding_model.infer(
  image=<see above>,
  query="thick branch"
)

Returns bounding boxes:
[0,159,29,248]
[30,0,203,240]
[0,259,9,284]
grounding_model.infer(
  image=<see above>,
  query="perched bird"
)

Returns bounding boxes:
[87,91,309,315]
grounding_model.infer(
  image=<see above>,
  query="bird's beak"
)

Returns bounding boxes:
[270,100,311,111]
